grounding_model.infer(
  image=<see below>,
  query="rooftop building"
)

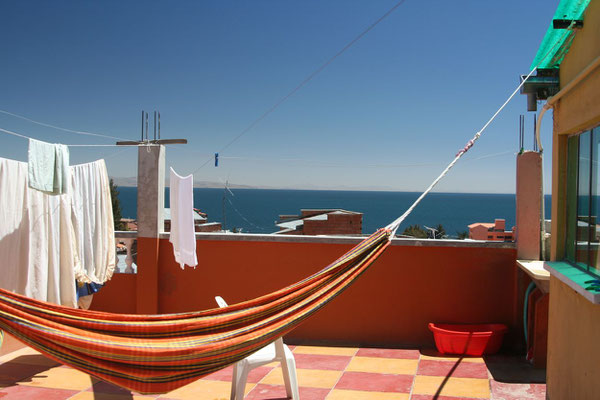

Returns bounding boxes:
[275,209,362,235]
[468,219,515,241]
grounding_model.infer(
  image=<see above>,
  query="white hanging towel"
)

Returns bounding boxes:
[28,138,70,194]
[70,159,116,284]
[169,168,198,269]
[0,157,78,307]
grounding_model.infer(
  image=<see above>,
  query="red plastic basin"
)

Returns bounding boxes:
[428,323,508,356]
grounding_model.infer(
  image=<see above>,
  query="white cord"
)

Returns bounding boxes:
[0,109,128,141]
[0,127,138,147]
[385,66,538,237]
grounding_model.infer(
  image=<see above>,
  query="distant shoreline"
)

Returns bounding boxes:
[111,179,526,195]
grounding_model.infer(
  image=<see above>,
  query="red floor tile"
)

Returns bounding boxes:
[293,353,352,371]
[335,371,413,393]
[245,384,329,400]
[490,381,546,400]
[0,385,78,400]
[201,365,234,382]
[356,348,421,359]
[202,365,274,383]
[417,359,489,379]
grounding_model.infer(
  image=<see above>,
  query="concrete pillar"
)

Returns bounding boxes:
[136,145,165,313]
[516,151,542,260]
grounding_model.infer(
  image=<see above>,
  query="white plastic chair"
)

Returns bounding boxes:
[215,296,300,400]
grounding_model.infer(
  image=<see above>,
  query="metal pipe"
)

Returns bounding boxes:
[154,111,157,140]
[141,110,145,141]
[536,54,600,152]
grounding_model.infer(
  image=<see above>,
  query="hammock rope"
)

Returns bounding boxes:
[386,65,538,237]
[0,72,538,395]
[0,26,572,394]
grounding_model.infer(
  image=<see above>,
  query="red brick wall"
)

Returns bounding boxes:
[304,213,362,235]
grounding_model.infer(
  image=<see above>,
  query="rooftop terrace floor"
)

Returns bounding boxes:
[0,341,545,400]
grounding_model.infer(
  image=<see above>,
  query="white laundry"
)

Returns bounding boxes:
[169,168,198,269]
[28,138,70,194]
[70,159,116,284]
[0,157,78,307]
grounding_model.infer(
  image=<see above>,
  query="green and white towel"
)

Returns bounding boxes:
[28,138,69,194]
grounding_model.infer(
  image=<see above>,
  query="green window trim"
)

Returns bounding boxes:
[545,261,600,304]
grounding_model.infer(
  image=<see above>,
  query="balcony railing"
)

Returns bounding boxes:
[114,231,137,274]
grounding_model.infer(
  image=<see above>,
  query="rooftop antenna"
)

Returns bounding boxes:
[533,113,538,152]
[424,225,438,239]
[519,114,524,153]
[140,110,144,141]
[153,111,157,141]
[117,111,187,146]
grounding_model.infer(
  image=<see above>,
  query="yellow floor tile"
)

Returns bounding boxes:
[164,379,254,400]
[261,367,341,389]
[413,375,490,398]
[69,392,150,400]
[419,351,485,363]
[0,347,41,363]
[327,389,410,400]
[293,345,358,356]
[19,366,93,390]
[345,357,418,375]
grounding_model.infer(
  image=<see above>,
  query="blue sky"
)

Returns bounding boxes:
[0,0,557,193]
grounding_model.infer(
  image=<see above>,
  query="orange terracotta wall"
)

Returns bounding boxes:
[93,237,518,348]
[91,273,137,314]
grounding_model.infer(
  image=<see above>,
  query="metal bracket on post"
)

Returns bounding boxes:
[118,110,187,146]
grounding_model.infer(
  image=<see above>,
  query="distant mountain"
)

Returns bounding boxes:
[110,176,255,189]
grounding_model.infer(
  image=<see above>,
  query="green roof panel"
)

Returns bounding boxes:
[531,0,591,70]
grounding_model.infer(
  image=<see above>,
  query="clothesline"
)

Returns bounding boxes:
[191,0,410,174]
[172,147,515,169]
[0,127,143,147]
[0,109,128,141]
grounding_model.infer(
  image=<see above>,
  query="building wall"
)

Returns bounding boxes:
[548,1,600,399]
[92,236,518,348]
[469,223,514,241]
[547,277,600,400]
[469,225,490,240]
[554,0,600,136]
[303,213,362,235]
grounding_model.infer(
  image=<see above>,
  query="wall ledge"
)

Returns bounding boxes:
[152,231,516,249]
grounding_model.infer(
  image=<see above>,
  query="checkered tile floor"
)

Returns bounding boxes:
[0,344,546,399]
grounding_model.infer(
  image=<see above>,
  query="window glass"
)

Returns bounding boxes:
[591,128,600,274]
[565,135,578,262]
[576,130,591,268]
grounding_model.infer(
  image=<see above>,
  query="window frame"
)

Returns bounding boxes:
[565,125,600,279]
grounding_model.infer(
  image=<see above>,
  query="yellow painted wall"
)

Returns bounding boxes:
[554,0,600,136]
[548,1,600,399]
[547,277,600,399]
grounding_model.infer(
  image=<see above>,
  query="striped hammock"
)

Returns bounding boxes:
[0,229,390,394]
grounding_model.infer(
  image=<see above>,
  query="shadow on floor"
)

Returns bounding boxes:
[90,378,135,399]
[484,354,546,384]
[0,355,57,386]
